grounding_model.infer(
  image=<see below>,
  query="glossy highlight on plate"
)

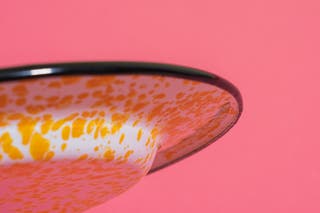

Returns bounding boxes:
[0,62,242,212]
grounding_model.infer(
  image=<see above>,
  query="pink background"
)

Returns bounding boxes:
[1,0,320,212]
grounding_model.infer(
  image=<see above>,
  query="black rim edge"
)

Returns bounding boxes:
[0,61,243,174]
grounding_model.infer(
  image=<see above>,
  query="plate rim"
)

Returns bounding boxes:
[0,61,243,174]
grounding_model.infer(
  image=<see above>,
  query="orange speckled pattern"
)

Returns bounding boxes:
[0,74,239,212]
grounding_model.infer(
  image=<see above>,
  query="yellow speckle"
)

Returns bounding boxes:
[78,93,89,99]
[52,119,66,131]
[142,154,150,164]
[62,126,70,140]
[138,94,146,100]
[153,93,166,99]
[135,158,143,163]
[12,84,28,96]
[15,98,26,105]
[0,132,24,160]
[87,120,96,134]
[61,143,67,151]
[88,101,102,109]
[90,110,98,117]
[93,119,104,139]
[94,146,99,152]
[111,113,129,123]
[86,77,115,88]
[150,140,156,148]
[0,121,8,127]
[98,111,106,117]
[132,102,149,112]
[183,80,191,85]
[124,150,134,160]
[103,147,115,162]
[18,117,37,145]
[137,128,143,141]
[29,132,50,160]
[0,94,8,107]
[145,137,151,147]
[61,77,80,85]
[26,105,45,114]
[119,133,125,144]
[65,112,79,121]
[43,114,53,120]
[78,154,88,160]
[82,111,90,117]
[48,81,61,88]
[116,94,126,101]
[7,113,24,120]
[111,123,122,134]
[100,126,109,138]
[46,95,59,103]
[72,118,86,138]
[151,127,159,140]
[147,103,166,122]
[41,119,53,134]
[176,92,185,99]
[132,119,140,127]
[45,151,55,160]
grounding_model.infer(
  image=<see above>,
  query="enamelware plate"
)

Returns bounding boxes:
[0,62,242,212]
